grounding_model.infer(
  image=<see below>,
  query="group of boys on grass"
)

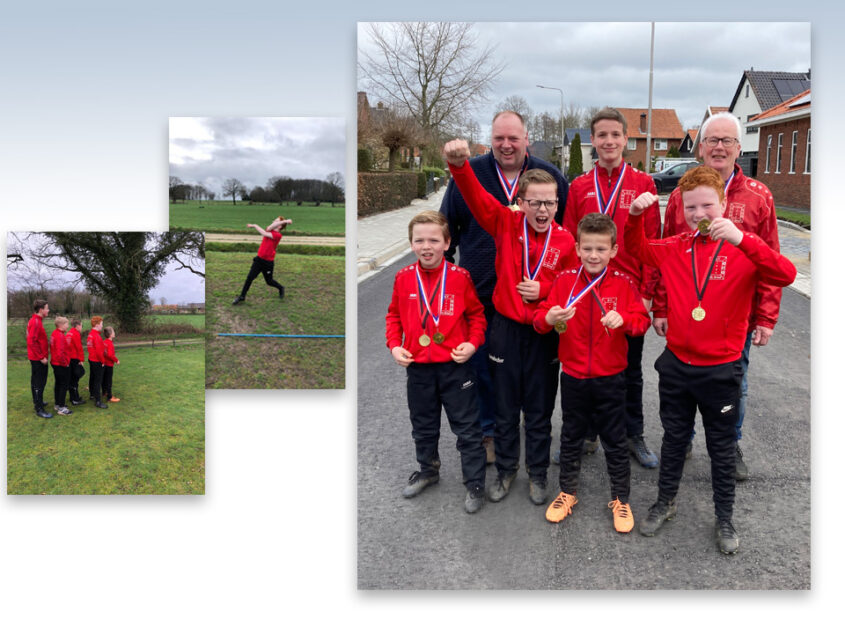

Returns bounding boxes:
[27,300,120,419]
[385,108,796,555]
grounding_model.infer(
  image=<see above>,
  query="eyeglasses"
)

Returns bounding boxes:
[523,199,558,210]
[703,137,738,148]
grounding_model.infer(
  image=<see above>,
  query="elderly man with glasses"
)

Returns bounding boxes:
[652,111,783,480]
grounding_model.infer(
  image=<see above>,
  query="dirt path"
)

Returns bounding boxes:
[205,233,345,246]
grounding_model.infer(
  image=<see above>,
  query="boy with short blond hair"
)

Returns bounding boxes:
[444,138,576,505]
[625,166,797,554]
[50,316,73,415]
[386,210,488,514]
[534,213,650,532]
[102,326,120,403]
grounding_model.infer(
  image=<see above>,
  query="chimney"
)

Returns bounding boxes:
[639,113,647,134]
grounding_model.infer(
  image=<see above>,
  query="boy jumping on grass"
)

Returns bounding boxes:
[232,216,293,305]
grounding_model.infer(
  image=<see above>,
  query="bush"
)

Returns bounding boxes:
[357,172,419,215]
[358,148,373,172]
[206,242,345,257]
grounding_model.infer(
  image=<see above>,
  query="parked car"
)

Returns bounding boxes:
[651,161,700,194]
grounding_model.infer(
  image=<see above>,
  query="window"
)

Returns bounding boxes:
[627,138,637,150]
[654,139,667,151]
[745,83,750,98]
[804,129,811,173]
[765,135,772,173]
[790,130,798,174]
[776,133,783,173]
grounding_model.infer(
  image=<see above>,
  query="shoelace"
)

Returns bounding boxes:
[551,493,576,511]
[608,499,632,518]
[717,518,736,534]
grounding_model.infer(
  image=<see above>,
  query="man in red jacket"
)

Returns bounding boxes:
[626,166,796,554]
[534,213,650,533]
[67,318,85,405]
[86,316,108,409]
[653,112,782,479]
[563,107,662,468]
[444,138,576,506]
[27,299,52,418]
[50,316,73,415]
[386,210,487,513]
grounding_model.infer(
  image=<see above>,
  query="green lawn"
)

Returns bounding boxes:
[7,343,205,494]
[776,208,810,229]
[169,201,345,235]
[205,251,345,389]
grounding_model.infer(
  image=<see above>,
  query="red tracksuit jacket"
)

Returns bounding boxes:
[50,329,70,367]
[563,164,662,299]
[534,268,650,379]
[386,259,486,364]
[87,329,105,363]
[625,213,796,365]
[27,314,48,361]
[256,230,282,261]
[448,160,576,324]
[67,328,84,362]
[654,165,781,330]
[104,339,118,367]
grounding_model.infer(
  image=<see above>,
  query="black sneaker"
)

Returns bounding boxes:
[278,286,285,299]
[528,479,548,505]
[401,471,439,498]
[232,296,245,305]
[639,499,677,536]
[734,444,748,481]
[487,471,517,503]
[715,518,740,554]
[35,408,53,419]
[629,436,658,468]
[95,400,109,409]
[464,485,484,514]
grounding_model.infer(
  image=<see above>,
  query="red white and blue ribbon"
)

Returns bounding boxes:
[594,163,627,217]
[523,216,553,281]
[415,263,447,330]
[565,265,608,309]
[495,162,520,204]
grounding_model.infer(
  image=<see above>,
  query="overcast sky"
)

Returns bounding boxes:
[6,233,205,304]
[358,22,811,136]
[169,117,345,196]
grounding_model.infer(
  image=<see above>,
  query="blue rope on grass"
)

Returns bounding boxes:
[217,333,344,339]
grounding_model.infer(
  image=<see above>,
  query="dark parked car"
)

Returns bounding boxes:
[651,161,700,194]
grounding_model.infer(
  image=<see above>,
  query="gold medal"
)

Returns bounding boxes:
[419,334,431,347]
[433,332,445,344]
[697,219,711,235]
[554,321,567,334]
[691,306,706,321]
[508,203,521,211]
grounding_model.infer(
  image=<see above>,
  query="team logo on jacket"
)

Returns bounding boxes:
[727,202,745,224]
[602,297,618,312]
[709,256,728,280]
[543,247,561,269]
[442,294,455,316]
[621,190,636,208]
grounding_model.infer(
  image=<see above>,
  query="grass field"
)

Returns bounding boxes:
[776,208,811,229]
[169,201,345,235]
[205,251,345,389]
[7,343,204,494]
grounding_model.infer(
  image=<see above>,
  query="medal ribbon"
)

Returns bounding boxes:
[594,163,627,218]
[565,266,608,309]
[415,263,447,330]
[523,217,553,281]
[495,155,529,205]
[690,239,725,306]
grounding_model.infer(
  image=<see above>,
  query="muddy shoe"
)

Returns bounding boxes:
[716,518,740,555]
[401,471,439,499]
[464,485,484,514]
[639,499,677,537]
[232,296,245,305]
[487,471,517,502]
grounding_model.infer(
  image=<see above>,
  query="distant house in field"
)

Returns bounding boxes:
[563,128,593,176]
[679,128,698,157]
[613,108,684,171]
[748,89,810,210]
[724,69,811,176]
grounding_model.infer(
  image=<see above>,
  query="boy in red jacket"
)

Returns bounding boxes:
[232,216,293,304]
[50,316,73,415]
[563,108,662,467]
[27,299,52,418]
[443,138,576,506]
[386,211,488,514]
[534,213,650,532]
[102,326,120,403]
[625,166,796,554]
[67,318,85,405]
[86,316,108,409]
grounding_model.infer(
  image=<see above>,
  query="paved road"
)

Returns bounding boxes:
[357,253,810,590]
[205,233,345,246]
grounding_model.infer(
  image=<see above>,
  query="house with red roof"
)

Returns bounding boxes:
[614,108,684,172]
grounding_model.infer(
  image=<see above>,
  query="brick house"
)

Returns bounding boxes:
[748,89,810,210]
[614,108,684,172]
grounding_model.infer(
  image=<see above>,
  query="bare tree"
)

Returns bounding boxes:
[222,178,244,205]
[496,95,533,129]
[359,22,505,136]
[378,109,422,171]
